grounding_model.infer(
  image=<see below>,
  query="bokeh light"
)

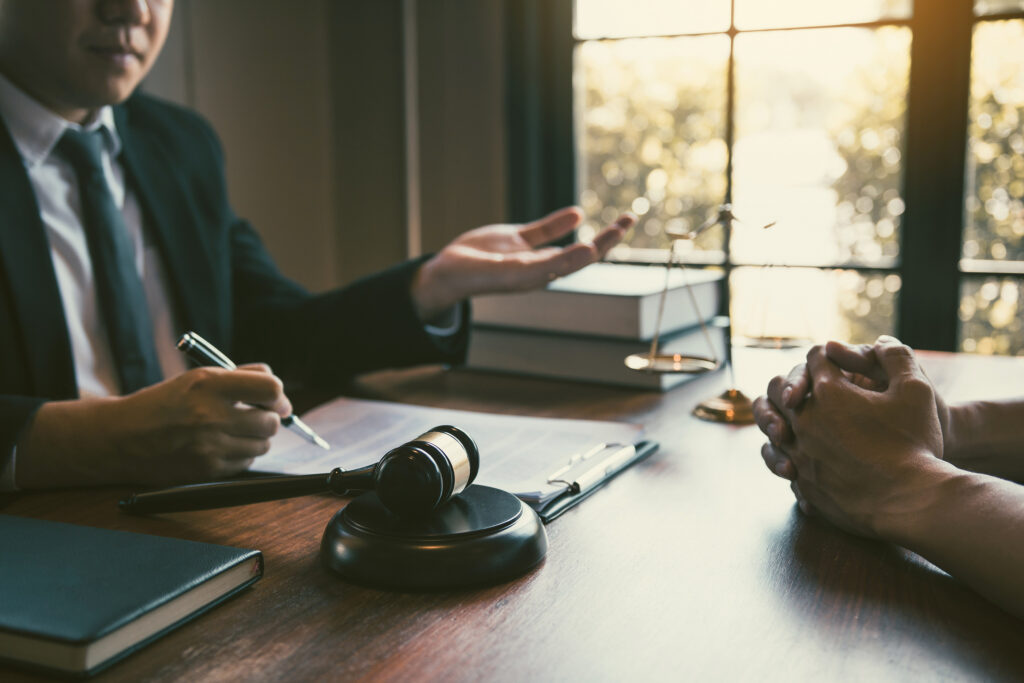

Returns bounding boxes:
[960,276,1024,355]
[576,35,730,259]
[732,26,909,267]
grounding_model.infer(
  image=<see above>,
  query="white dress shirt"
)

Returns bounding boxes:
[0,73,185,489]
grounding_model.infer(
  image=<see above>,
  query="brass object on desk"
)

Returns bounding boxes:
[623,207,725,377]
[738,334,806,350]
[692,387,755,424]
[625,204,764,425]
[705,225,805,423]
[623,351,717,374]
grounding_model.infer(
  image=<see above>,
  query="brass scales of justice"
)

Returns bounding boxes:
[623,204,793,424]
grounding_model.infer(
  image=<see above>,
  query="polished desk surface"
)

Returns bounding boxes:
[3,349,1024,682]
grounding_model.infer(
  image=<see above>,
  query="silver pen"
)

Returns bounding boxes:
[177,331,330,450]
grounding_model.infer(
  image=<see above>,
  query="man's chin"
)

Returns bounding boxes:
[77,80,144,108]
[49,83,139,122]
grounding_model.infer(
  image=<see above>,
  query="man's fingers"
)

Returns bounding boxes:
[518,207,634,252]
[805,344,856,389]
[823,340,887,386]
[589,214,635,257]
[219,435,272,462]
[870,335,923,386]
[761,442,796,480]
[781,363,810,409]
[790,481,816,516]
[518,206,584,247]
[500,242,598,290]
[224,405,282,441]
[236,362,273,375]
[222,374,290,416]
[518,212,635,282]
[192,366,293,417]
[765,368,805,420]
[234,364,293,417]
[753,393,791,444]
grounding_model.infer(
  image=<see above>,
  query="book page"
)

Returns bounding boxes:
[255,397,643,504]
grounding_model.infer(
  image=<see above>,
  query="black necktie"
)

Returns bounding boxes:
[58,129,163,394]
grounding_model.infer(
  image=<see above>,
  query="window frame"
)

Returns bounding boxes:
[506,0,1024,352]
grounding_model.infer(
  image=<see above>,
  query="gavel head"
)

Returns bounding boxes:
[373,425,480,517]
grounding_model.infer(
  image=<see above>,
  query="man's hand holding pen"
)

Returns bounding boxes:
[114,363,294,484]
[15,363,293,489]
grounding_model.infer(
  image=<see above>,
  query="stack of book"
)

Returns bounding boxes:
[467,263,726,390]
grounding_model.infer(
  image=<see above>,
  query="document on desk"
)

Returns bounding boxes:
[253,396,656,522]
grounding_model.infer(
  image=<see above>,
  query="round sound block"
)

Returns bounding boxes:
[321,485,547,589]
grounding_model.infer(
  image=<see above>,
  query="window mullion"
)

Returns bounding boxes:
[898,0,974,351]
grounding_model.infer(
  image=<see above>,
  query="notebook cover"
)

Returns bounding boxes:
[0,514,262,676]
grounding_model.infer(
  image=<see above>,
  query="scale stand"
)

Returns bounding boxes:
[623,223,721,376]
[692,387,755,424]
[623,205,758,424]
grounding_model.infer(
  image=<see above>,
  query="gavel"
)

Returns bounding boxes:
[120,425,480,518]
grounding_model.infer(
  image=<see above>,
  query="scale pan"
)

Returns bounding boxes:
[736,335,808,350]
[624,353,718,374]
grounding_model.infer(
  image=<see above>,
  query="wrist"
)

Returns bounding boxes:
[941,402,971,465]
[16,397,124,488]
[871,457,963,544]
[411,255,459,323]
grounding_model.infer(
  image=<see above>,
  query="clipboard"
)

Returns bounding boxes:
[252,394,654,524]
[531,439,659,523]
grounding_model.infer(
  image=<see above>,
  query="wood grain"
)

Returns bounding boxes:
[3,349,1024,681]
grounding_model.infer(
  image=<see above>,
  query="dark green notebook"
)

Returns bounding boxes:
[0,514,263,677]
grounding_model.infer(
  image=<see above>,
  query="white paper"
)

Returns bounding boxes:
[255,397,643,505]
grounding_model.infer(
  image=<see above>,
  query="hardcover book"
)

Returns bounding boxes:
[466,319,728,390]
[471,262,723,340]
[0,515,263,677]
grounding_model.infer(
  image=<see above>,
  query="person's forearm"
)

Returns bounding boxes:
[15,398,127,489]
[946,400,1024,481]
[881,466,1024,620]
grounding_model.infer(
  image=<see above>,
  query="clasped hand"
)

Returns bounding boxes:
[752,336,952,539]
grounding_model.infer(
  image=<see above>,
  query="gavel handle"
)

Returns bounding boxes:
[119,465,377,514]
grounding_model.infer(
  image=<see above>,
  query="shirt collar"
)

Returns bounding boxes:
[0,71,122,168]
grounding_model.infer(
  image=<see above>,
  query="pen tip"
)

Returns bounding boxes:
[314,436,331,450]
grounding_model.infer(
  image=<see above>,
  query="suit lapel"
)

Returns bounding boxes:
[0,120,77,398]
[114,105,223,344]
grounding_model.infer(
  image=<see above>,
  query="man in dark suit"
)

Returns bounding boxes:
[0,0,633,489]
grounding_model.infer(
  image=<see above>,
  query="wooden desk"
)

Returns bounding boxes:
[4,349,1024,681]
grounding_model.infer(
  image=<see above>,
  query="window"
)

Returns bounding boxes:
[511,0,1024,353]
[961,7,1024,353]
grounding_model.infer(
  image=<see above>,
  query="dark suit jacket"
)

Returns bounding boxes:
[0,92,467,462]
